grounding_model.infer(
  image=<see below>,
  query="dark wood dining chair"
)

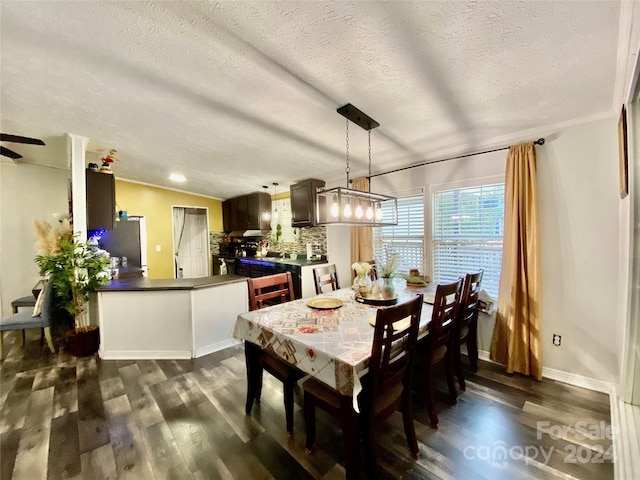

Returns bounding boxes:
[415,278,463,429]
[245,272,305,436]
[313,264,340,294]
[454,270,483,390]
[303,294,423,480]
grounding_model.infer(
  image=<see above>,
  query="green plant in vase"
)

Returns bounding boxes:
[33,218,111,354]
[378,252,399,298]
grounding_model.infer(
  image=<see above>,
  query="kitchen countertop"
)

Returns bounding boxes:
[97,274,248,292]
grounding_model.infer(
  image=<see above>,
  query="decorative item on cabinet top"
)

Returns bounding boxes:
[99,149,118,174]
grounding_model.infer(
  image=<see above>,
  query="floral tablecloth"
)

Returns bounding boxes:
[233,283,434,400]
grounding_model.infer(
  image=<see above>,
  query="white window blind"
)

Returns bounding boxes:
[373,194,424,276]
[432,183,504,297]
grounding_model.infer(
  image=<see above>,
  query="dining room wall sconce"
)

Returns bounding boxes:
[315,104,398,226]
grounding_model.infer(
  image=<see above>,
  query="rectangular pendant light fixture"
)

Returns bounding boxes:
[315,104,398,227]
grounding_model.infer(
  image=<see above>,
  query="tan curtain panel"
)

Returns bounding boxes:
[490,143,543,380]
[350,177,373,270]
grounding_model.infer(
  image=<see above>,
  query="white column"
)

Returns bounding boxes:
[67,133,89,241]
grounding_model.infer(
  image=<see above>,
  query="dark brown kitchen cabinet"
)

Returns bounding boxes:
[223,192,271,231]
[290,178,325,227]
[222,200,231,231]
[86,169,115,230]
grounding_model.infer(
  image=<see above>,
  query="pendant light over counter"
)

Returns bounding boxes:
[261,186,271,221]
[315,104,398,226]
[272,182,280,221]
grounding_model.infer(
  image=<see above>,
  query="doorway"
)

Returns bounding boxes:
[172,206,209,278]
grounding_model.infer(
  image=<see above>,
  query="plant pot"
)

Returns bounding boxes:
[65,325,100,356]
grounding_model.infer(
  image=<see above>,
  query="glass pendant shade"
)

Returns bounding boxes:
[365,205,374,220]
[272,182,279,220]
[330,197,340,218]
[354,203,363,219]
[261,185,271,221]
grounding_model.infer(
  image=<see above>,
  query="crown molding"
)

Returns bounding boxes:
[115,176,223,201]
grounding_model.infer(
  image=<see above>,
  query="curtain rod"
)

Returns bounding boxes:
[368,137,545,179]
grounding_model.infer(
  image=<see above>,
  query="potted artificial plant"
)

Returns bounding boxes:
[378,252,400,298]
[33,218,111,356]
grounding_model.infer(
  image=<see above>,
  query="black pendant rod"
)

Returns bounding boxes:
[368,138,545,179]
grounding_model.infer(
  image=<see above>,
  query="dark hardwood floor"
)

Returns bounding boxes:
[0,330,614,479]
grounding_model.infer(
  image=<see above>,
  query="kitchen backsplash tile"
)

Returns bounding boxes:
[209,226,327,257]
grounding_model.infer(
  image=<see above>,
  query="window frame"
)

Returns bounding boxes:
[372,187,426,277]
[428,174,504,296]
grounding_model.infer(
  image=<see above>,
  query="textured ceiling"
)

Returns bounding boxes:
[0,1,622,200]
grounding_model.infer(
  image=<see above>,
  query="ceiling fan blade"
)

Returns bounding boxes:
[0,133,45,145]
[0,146,23,159]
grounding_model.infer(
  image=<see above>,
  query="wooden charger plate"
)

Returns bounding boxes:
[307,298,344,310]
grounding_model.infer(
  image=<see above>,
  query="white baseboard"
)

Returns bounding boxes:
[99,350,192,360]
[477,350,614,394]
[195,339,240,358]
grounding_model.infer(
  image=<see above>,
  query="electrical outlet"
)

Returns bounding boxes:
[155,245,162,252]
[552,334,561,346]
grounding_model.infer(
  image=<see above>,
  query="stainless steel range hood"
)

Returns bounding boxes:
[228,230,266,238]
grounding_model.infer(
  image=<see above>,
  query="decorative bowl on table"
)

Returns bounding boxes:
[403,269,430,288]
[355,293,399,306]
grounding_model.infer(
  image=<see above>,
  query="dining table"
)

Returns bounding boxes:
[233,279,436,411]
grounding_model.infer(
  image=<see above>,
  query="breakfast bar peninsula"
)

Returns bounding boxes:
[96,275,248,360]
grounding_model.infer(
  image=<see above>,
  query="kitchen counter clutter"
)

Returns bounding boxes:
[96,274,249,360]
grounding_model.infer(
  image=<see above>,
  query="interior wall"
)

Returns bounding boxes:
[327,115,625,385]
[0,162,70,318]
[537,116,621,384]
[115,180,222,279]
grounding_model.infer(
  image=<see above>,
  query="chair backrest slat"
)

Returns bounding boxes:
[313,264,340,295]
[365,295,423,410]
[429,279,463,351]
[457,270,483,340]
[248,272,295,311]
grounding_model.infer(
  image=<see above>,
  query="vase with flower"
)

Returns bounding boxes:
[99,148,118,174]
[352,261,373,296]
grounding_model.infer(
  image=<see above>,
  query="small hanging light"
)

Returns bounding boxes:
[261,186,271,221]
[272,182,280,221]
[315,104,398,226]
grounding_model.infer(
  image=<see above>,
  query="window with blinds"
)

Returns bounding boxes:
[373,194,424,276]
[432,183,504,297]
